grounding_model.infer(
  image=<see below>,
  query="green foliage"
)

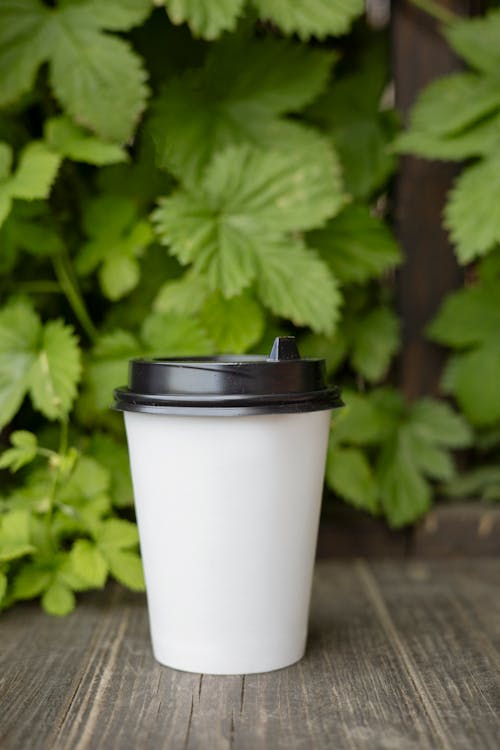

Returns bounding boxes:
[0,0,151,142]
[398,7,500,505]
[251,0,364,41]
[398,7,500,263]
[0,0,485,615]
[77,195,154,300]
[309,204,400,284]
[45,117,128,167]
[163,0,363,40]
[428,256,500,426]
[0,141,61,227]
[0,431,38,472]
[150,34,335,184]
[164,0,245,40]
[0,300,81,427]
[152,143,343,332]
[327,390,472,527]
[306,39,398,200]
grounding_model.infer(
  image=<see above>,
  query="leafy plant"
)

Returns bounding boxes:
[397,8,500,264]
[399,4,500,490]
[0,0,477,614]
[326,389,471,527]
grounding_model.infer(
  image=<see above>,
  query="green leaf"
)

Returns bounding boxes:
[350,307,400,383]
[306,44,397,198]
[409,399,472,448]
[95,519,139,551]
[78,195,153,300]
[0,0,150,143]
[479,248,500,283]
[395,111,500,161]
[29,320,81,420]
[141,312,214,355]
[428,282,499,348]
[78,0,154,30]
[150,36,334,184]
[299,331,348,375]
[403,429,455,482]
[444,465,500,502]
[85,330,142,411]
[154,272,210,315]
[0,0,52,105]
[42,581,75,616]
[0,299,41,428]
[377,434,431,528]
[257,240,341,335]
[0,509,35,561]
[106,549,145,591]
[326,444,378,513]
[200,292,264,353]
[402,73,500,140]
[0,143,12,180]
[330,388,468,527]
[10,142,61,200]
[87,433,134,508]
[0,203,64,264]
[100,256,140,301]
[0,571,7,604]
[252,0,364,39]
[444,345,500,427]
[56,554,92,592]
[0,430,38,472]
[45,116,127,166]
[0,140,61,228]
[69,539,108,588]
[309,204,400,284]
[429,280,500,426]
[445,155,500,263]
[164,0,244,39]
[153,144,343,299]
[330,389,395,446]
[445,9,500,74]
[206,139,342,233]
[58,456,111,505]
[11,563,51,600]
[50,28,148,143]
[0,188,12,229]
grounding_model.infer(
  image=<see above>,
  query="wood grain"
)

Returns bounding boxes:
[1,561,499,749]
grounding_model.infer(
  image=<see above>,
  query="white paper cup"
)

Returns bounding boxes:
[115,337,342,674]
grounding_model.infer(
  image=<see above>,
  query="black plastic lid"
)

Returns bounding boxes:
[114,337,343,416]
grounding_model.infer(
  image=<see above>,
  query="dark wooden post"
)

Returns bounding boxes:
[392,0,482,400]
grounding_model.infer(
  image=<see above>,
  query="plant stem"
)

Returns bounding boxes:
[408,0,458,24]
[52,252,98,342]
[43,419,69,552]
[59,418,68,458]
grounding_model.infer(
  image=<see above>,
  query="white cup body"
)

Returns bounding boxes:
[124,408,331,675]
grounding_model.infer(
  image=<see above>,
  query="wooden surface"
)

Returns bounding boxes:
[1,560,500,749]
[317,502,500,558]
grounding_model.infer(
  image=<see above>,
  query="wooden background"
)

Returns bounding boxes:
[323,0,495,557]
[393,0,484,398]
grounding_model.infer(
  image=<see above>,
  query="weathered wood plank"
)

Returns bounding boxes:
[317,503,500,559]
[1,561,499,750]
[366,560,500,750]
[232,563,439,750]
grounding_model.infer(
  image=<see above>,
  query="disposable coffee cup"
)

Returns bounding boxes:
[114,336,342,675]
